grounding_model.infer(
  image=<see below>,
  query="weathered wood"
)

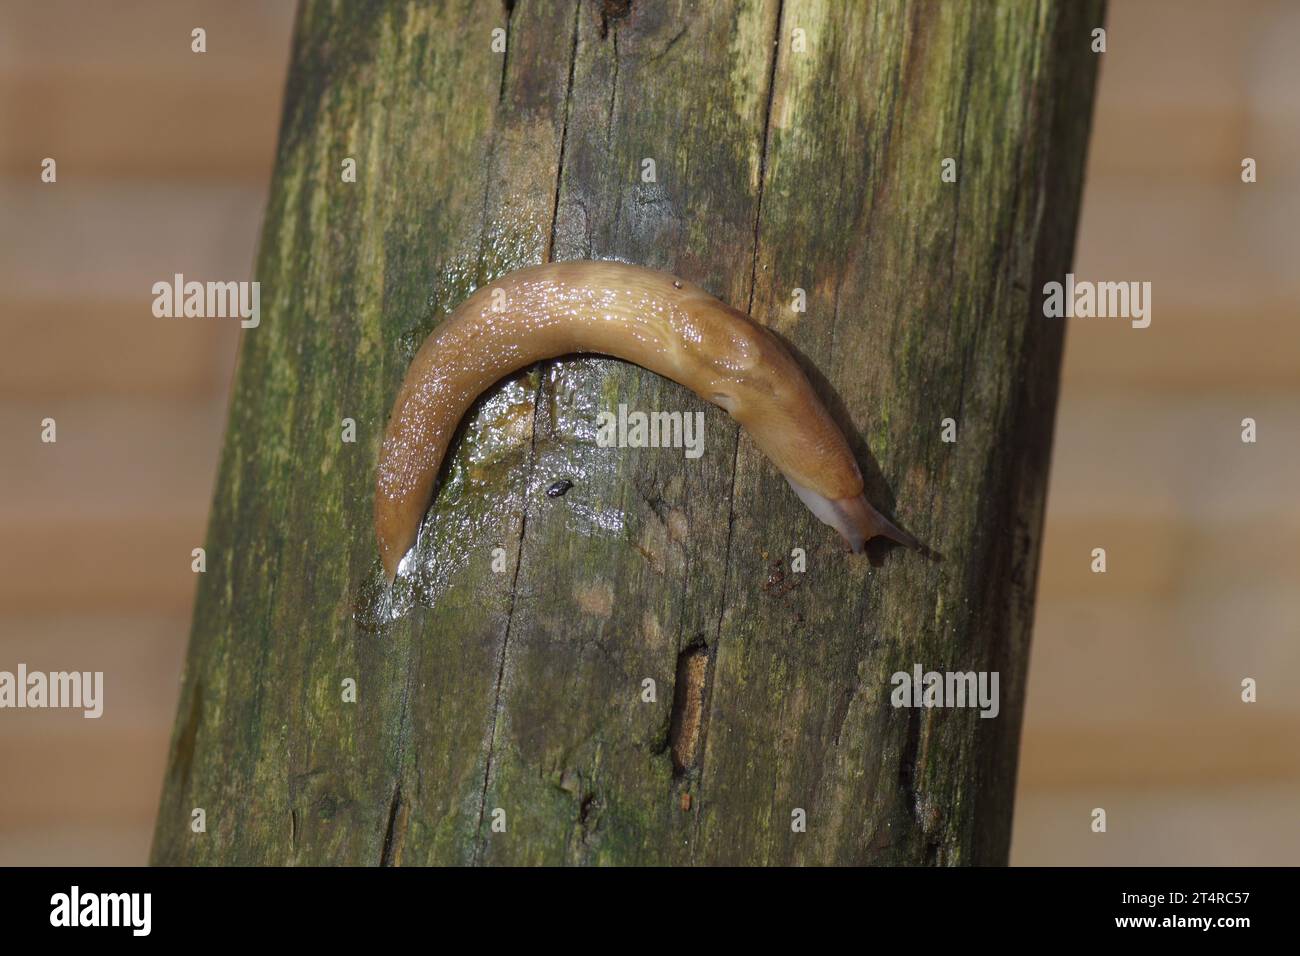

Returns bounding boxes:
[152,0,1104,865]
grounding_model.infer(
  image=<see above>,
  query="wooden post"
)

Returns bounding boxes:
[152,0,1104,865]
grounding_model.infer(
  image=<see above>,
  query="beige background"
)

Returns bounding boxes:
[1,1,1296,865]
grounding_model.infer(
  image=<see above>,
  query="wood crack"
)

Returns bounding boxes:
[497,0,517,104]
[472,0,583,865]
[379,783,405,866]
[690,0,786,862]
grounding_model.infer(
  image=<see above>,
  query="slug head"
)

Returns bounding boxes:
[679,300,864,501]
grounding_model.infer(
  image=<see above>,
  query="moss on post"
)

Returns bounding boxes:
[152,0,1104,866]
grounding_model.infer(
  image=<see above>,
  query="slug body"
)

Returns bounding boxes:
[375,261,916,582]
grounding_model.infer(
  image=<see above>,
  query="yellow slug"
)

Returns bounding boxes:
[375,261,918,582]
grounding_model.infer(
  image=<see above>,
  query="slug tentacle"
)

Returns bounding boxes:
[374,260,917,582]
[784,478,919,555]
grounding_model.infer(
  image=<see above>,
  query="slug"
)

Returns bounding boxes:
[375,260,918,582]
